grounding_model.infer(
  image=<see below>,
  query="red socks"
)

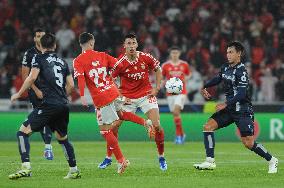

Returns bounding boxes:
[106,129,118,157]
[155,129,165,156]
[119,111,145,126]
[101,130,124,163]
[174,117,184,136]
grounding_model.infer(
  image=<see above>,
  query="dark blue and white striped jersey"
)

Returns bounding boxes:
[204,62,252,112]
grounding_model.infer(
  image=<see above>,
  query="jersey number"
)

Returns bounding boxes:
[53,65,63,87]
[241,72,247,82]
[89,67,107,87]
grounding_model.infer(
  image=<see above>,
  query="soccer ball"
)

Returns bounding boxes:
[165,77,183,94]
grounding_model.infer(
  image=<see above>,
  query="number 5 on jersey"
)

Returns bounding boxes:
[53,65,63,87]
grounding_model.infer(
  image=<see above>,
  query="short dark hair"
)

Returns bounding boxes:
[40,33,56,49]
[33,28,45,37]
[79,32,94,44]
[124,33,136,41]
[169,46,181,52]
[227,41,245,55]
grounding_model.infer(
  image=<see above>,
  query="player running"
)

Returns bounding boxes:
[99,33,167,171]
[21,28,54,160]
[193,41,278,173]
[162,46,191,144]
[9,33,81,179]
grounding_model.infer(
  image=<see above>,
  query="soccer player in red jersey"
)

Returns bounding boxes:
[162,46,191,144]
[73,32,152,173]
[108,33,167,171]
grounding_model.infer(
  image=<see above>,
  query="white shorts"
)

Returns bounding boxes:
[96,98,124,125]
[167,94,187,112]
[121,95,159,114]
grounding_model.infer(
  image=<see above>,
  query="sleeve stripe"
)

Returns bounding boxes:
[113,55,126,70]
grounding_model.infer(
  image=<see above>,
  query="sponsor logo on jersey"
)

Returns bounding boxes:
[222,73,235,81]
[127,72,146,80]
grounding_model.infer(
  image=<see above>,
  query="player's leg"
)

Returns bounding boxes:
[140,95,167,170]
[40,126,54,160]
[52,105,80,179]
[115,98,154,138]
[97,103,130,173]
[172,105,183,144]
[9,125,33,180]
[118,111,154,139]
[194,109,233,170]
[98,120,122,169]
[168,95,186,144]
[9,108,46,180]
[55,132,80,179]
[237,114,278,173]
[146,108,167,171]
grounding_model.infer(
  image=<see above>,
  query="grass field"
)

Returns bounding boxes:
[0,141,282,188]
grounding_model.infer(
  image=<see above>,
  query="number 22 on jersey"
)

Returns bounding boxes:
[89,65,108,88]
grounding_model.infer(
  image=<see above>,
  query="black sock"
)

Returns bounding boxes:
[17,131,30,163]
[40,126,52,145]
[250,142,272,161]
[203,132,215,158]
[58,139,77,167]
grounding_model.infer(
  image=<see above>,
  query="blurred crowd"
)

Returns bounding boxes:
[1,0,284,102]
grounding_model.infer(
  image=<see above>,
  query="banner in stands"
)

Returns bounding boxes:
[0,113,283,141]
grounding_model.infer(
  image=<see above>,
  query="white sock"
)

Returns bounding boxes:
[70,166,78,172]
[206,157,215,163]
[22,162,31,169]
[106,156,112,159]
[159,154,164,158]
[45,144,52,149]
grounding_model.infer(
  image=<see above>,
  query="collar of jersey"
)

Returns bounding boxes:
[44,51,55,54]
[170,60,182,66]
[229,62,242,68]
[34,46,41,54]
[125,51,140,65]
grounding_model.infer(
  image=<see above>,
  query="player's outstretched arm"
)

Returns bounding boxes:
[11,68,40,102]
[201,74,222,100]
[203,75,222,89]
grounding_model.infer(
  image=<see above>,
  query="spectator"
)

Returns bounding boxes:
[259,68,278,102]
[55,21,75,58]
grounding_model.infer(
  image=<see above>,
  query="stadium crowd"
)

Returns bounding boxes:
[1,0,284,101]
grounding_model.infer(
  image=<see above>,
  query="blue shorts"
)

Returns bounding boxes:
[210,108,254,137]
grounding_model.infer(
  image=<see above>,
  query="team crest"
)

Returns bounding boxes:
[134,66,137,70]
[92,61,100,66]
[141,63,145,70]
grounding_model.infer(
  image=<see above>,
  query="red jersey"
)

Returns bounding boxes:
[162,60,191,95]
[73,50,120,108]
[112,51,160,99]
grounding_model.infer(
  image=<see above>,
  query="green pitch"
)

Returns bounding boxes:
[0,141,282,188]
